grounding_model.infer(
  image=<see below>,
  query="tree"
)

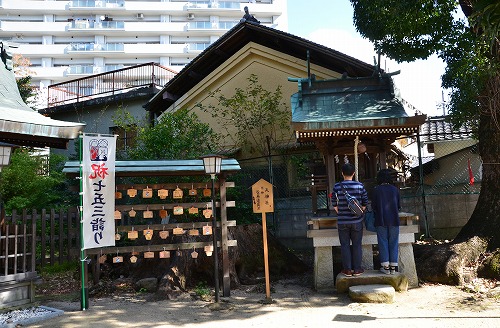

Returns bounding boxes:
[113,107,219,161]
[0,148,75,212]
[196,74,293,159]
[13,54,38,107]
[350,0,500,250]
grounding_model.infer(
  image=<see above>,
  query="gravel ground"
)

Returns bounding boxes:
[20,278,500,328]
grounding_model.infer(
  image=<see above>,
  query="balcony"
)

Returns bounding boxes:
[184,42,210,53]
[185,1,241,10]
[68,43,125,53]
[69,20,125,30]
[186,21,237,31]
[48,62,177,107]
[66,65,95,76]
[69,0,125,9]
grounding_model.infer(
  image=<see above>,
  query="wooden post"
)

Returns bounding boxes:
[219,176,231,297]
[261,212,271,300]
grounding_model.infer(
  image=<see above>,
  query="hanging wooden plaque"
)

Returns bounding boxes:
[115,191,122,199]
[113,256,123,263]
[202,225,212,235]
[129,208,136,218]
[99,255,107,264]
[128,230,138,240]
[188,206,198,215]
[159,208,168,219]
[203,208,212,219]
[173,206,183,215]
[188,228,199,236]
[159,230,169,239]
[173,227,184,235]
[114,210,121,220]
[127,188,137,198]
[142,187,153,198]
[189,185,197,196]
[191,250,199,259]
[203,187,211,197]
[143,228,154,240]
[144,251,155,259]
[159,250,170,259]
[173,187,183,199]
[204,246,213,257]
[143,209,154,219]
[115,233,121,241]
[158,189,169,199]
[130,255,138,263]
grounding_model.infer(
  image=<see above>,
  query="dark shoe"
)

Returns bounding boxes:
[390,266,397,275]
[380,266,391,275]
[341,269,353,277]
[353,269,364,276]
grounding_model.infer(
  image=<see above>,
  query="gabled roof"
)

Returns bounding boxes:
[420,116,474,143]
[290,75,426,141]
[0,42,85,149]
[144,21,376,114]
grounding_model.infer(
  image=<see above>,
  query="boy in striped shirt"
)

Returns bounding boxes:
[333,163,368,277]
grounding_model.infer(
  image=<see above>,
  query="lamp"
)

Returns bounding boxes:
[200,154,224,302]
[0,145,12,172]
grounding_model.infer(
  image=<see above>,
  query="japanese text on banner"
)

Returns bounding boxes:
[82,135,117,249]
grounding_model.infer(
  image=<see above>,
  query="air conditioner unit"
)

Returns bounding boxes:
[187,13,195,20]
[136,13,144,19]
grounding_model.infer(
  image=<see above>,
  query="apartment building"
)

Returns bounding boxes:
[0,0,287,106]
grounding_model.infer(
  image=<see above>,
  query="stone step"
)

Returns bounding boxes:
[349,284,395,303]
[336,270,409,293]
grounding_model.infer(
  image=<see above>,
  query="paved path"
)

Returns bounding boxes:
[27,280,500,328]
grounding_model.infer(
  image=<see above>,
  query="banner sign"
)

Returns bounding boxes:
[82,135,117,249]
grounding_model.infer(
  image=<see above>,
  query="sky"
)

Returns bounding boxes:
[287,0,447,117]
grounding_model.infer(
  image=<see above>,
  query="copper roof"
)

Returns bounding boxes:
[0,42,84,149]
[290,75,426,141]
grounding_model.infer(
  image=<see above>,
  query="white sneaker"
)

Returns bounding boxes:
[380,266,391,275]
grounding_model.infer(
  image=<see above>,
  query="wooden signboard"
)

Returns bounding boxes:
[251,178,274,301]
[251,179,274,213]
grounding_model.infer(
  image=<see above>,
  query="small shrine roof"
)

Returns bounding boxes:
[290,75,426,141]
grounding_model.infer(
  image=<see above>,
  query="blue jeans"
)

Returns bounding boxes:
[376,225,399,267]
[337,221,363,271]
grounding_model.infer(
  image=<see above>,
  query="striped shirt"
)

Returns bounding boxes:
[332,180,369,224]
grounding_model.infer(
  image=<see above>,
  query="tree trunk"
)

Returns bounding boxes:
[454,109,500,250]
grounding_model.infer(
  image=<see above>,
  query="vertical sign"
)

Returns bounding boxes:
[251,178,274,301]
[82,135,117,249]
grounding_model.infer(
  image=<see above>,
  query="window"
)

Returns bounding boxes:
[110,125,137,152]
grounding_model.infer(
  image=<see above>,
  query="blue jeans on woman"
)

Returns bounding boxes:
[338,221,363,271]
[376,225,399,267]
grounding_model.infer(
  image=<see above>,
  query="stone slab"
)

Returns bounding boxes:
[336,270,408,293]
[349,284,395,303]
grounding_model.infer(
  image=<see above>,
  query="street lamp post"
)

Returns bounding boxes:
[0,144,13,224]
[200,154,223,303]
[0,144,12,172]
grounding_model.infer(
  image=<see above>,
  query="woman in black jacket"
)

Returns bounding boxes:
[372,169,401,274]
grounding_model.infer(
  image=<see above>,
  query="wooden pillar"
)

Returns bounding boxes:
[317,140,336,212]
[219,175,230,297]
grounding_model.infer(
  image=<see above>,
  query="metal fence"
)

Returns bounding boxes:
[230,126,480,243]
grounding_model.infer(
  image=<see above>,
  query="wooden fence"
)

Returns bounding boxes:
[2,208,80,269]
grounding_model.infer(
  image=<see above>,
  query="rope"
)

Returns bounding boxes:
[354,136,359,181]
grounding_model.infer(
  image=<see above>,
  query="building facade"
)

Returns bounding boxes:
[0,0,287,106]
